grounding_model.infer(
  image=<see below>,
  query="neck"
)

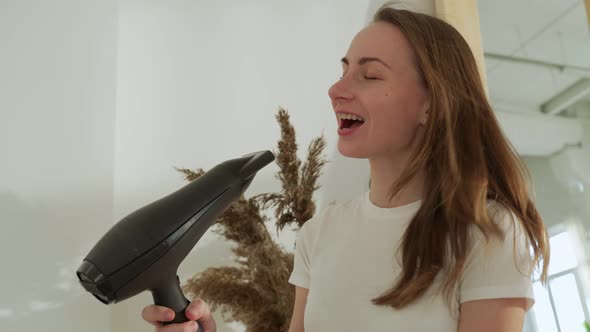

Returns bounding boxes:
[368,155,425,208]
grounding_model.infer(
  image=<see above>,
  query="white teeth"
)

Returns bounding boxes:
[338,113,364,121]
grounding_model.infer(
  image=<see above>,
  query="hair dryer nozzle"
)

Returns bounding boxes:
[237,150,275,180]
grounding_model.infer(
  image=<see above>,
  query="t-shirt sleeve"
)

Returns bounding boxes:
[459,202,536,310]
[288,216,320,289]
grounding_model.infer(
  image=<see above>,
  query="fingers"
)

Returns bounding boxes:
[141,300,215,332]
[186,299,217,332]
[141,305,175,327]
[156,321,200,332]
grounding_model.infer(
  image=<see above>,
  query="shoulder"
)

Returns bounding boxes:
[486,200,517,226]
[459,200,536,310]
[462,200,524,242]
[464,199,534,276]
[476,200,529,243]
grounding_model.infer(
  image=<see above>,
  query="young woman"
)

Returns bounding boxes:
[141,4,550,332]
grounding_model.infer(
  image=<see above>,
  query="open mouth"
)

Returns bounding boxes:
[338,113,365,130]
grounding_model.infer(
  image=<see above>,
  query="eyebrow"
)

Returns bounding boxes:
[341,56,391,69]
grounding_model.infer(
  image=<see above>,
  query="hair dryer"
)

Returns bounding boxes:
[76,150,275,331]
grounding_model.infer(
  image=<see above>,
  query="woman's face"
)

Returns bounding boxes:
[328,21,429,161]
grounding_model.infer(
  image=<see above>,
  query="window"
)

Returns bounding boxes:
[525,227,590,332]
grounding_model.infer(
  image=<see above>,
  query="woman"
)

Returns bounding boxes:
[141,4,550,332]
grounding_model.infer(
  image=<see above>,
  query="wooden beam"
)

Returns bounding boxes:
[434,0,487,90]
[585,0,590,31]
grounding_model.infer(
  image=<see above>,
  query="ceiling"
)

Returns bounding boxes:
[478,0,590,115]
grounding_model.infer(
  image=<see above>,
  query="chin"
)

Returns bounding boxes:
[337,140,369,159]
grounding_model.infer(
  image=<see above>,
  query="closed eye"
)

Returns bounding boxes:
[338,75,381,80]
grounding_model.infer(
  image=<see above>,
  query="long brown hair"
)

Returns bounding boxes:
[369,4,550,309]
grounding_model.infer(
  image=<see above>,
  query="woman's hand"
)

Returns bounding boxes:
[141,298,217,332]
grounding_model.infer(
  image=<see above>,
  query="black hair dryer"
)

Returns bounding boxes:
[76,150,275,331]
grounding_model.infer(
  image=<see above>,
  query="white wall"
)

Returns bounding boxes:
[0,0,117,331]
[111,1,369,331]
[525,117,590,231]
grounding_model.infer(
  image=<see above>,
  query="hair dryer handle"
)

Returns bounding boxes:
[151,275,203,332]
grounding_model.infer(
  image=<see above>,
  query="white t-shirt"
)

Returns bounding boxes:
[288,190,535,331]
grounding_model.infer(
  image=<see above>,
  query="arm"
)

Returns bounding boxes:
[458,298,528,332]
[288,286,309,332]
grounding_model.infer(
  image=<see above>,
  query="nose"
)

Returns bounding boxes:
[328,76,354,106]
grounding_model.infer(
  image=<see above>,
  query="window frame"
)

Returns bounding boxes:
[527,224,590,332]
